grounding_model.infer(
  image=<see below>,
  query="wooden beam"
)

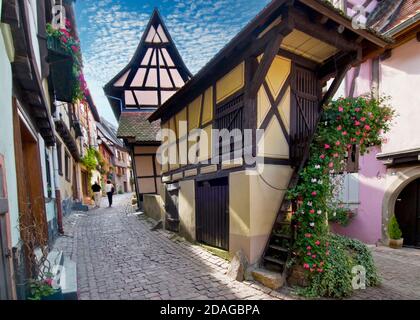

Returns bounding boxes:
[289,8,359,52]
[298,0,389,47]
[249,21,293,97]
[317,51,358,81]
[320,64,350,108]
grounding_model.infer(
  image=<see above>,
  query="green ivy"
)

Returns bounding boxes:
[81,147,104,194]
[287,95,394,295]
[298,234,380,298]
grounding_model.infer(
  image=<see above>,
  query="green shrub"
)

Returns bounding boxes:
[388,215,402,240]
[297,234,380,298]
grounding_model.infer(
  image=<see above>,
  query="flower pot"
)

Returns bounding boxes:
[41,288,63,300]
[389,238,404,249]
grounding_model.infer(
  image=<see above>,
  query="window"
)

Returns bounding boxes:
[57,141,63,176]
[65,152,71,181]
[345,145,359,173]
[45,150,52,198]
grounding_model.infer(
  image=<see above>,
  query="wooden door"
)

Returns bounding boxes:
[196,177,229,250]
[0,158,13,300]
[395,179,420,247]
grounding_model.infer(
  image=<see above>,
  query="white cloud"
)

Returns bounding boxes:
[76,0,269,125]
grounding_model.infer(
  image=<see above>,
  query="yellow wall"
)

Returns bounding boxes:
[178,179,196,241]
[229,165,293,263]
[257,55,291,159]
[216,62,245,103]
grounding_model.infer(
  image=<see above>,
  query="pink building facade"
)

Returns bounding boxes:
[331,0,420,246]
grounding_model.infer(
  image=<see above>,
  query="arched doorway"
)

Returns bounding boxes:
[394,178,420,247]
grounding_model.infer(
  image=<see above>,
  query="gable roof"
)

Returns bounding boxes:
[149,0,391,122]
[103,8,192,120]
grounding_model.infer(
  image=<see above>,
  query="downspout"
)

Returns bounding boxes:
[52,103,64,234]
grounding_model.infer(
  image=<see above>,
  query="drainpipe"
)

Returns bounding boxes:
[52,103,64,234]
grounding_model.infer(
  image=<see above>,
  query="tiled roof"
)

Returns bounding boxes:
[117,112,161,143]
[384,0,420,32]
[367,0,420,33]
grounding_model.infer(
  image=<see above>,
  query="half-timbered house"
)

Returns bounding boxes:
[104,9,191,207]
[148,0,390,270]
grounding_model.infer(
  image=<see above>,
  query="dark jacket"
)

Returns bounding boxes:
[92,183,101,192]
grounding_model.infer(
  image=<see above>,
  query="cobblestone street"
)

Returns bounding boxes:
[53,194,420,300]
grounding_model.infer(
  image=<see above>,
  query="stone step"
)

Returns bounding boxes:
[61,257,78,300]
[251,268,285,290]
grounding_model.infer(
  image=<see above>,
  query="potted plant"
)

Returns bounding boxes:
[28,276,63,300]
[388,215,404,249]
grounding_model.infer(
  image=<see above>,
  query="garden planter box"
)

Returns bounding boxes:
[389,238,404,249]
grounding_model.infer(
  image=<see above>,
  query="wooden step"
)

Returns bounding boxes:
[269,244,289,252]
[272,232,291,239]
[264,256,285,265]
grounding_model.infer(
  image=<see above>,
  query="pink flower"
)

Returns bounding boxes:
[44,278,53,286]
[342,131,347,136]
[355,120,361,126]
[364,124,371,131]
[355,108,360,112]
[305,233,312,238]
[328,162,334,168]
[333,153,339,158]
[335,141,341,146]
[312,254,317,259]
[310,268,315,273]
[311,191,317,196]
[71,45,79,53]
[60,36,68,43]
[338,106,344,112]
[317,268,324,273]
[303,263,310,269]
[360,117,366,122]
[306,246,312,250]
[337,125,342,131]
[320,154,325,159]
[324,144,331,150]
[315,240,321,246]
[356,131,361,136]
[309,209,315,214]
[307,252,312,256]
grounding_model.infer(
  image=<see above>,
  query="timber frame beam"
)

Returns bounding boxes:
[248,22,293,97]
[289,8,361,53]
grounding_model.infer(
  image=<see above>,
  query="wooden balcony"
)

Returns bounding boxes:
[47,35,76,103]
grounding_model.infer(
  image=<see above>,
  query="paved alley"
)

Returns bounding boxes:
[52,194,284,300]
[53,194,420,300]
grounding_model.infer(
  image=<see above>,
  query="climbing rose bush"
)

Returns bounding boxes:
[288,95,395,276]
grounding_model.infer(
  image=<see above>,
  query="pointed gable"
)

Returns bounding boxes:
[104,8,192,121]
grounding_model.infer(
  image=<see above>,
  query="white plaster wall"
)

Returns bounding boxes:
[380,39,420,154]
[0,24,20,246]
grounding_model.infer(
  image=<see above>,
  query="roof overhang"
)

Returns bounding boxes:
[377,148,420,167]
[148,0,391,123]
[3,0,56,146]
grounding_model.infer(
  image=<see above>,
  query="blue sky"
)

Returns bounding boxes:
[75,0,270,125]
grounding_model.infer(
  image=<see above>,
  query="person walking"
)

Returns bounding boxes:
[91,181,102,208]
[105,180,115,207]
